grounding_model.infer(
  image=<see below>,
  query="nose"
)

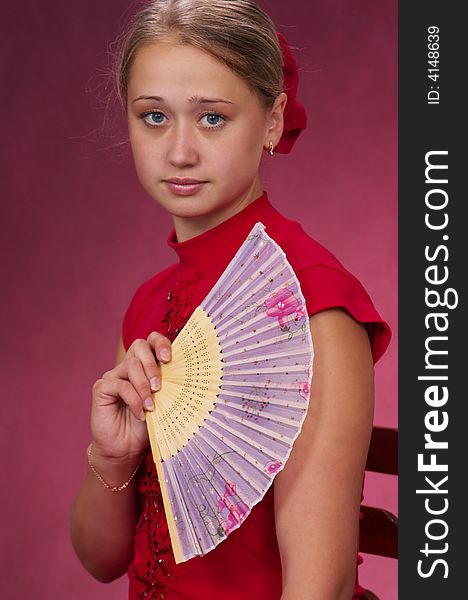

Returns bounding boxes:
[166,122,199,169]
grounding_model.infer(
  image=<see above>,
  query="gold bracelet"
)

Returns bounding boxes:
[87,443,143,492]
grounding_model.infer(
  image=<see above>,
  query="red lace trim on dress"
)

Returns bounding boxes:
[131,452,177,599]
[130,271,206,599]
[162,270,206,338]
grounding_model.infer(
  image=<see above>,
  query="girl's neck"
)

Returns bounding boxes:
[172,178,264,243]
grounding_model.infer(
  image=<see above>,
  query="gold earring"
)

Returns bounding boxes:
[268,141,274,156]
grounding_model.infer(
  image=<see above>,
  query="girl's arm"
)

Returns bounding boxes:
[70,338,139,582]
[275,308,374,600]
[69,447,141,582]
[70,333,171,582]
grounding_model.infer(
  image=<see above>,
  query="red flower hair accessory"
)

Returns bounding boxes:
[274,31,308,154]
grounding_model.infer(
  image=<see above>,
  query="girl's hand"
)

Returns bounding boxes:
[90,331,172,463]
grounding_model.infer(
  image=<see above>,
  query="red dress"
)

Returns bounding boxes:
[122,191,391,599]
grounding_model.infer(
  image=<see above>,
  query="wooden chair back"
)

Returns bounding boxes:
[358,426,398,599]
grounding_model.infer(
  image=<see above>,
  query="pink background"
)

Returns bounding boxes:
[1,0,397,598]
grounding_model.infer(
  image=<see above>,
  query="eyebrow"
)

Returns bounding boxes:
[132,95,234,105]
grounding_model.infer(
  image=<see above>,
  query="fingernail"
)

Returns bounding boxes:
[139,410,146,422]
[150,377,160,392]
[144,397,154,411]
[160,349,171,361]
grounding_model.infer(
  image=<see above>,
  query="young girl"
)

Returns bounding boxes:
[70,1,391,598]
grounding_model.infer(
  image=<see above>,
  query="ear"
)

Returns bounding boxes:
[264,92,288,149]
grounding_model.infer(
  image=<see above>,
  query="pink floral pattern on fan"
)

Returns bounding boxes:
[217,481,249,534]
[264,288,304,328]
[299,381,310,401]
[264,460,283,475]
[294,305,306,321]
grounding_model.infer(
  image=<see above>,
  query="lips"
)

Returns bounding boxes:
[164,178,208,196]
[165,178,207,185]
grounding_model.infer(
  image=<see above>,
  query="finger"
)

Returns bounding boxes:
[126,356,157,411]
[93,377,146,421]
[135,340,162,392]
[124,339,162,392]
[147,331,172,363]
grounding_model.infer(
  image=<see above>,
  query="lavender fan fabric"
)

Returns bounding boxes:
[161,222,314,561]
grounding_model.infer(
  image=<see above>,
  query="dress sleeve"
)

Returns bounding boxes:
[297,265,392,364]
[122,286,140,351]
[121,277,156,351]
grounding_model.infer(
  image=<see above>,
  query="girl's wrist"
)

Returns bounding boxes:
[87,442,144,492]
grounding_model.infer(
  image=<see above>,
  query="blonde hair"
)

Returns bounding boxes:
[113,0,283,111]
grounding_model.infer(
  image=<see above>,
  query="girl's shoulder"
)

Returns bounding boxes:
[267,215,357,274]
[267,216,392,363]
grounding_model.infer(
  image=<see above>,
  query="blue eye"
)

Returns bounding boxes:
[201,112,225,129]
[142,111,166,126]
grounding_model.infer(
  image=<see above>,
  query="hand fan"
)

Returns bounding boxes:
[146,221,314,563]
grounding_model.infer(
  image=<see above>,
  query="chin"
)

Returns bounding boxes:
[170,204,226,220]
[155,191,230,219]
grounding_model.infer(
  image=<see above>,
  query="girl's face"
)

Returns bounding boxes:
[127,38,285,239]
